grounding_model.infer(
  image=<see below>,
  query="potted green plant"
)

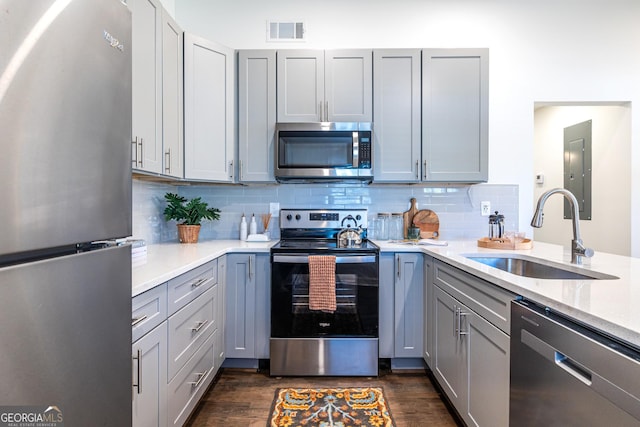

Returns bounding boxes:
[163,193,221,243]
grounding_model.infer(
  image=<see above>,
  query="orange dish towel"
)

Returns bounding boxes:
[308,255,337,312]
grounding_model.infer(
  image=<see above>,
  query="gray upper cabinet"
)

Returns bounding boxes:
[184,33,235,182]
[161,11,183,178]
[422,48,489,182]
[237,50,276,182]
[276,49,372,122]
[130,0,163,174]
[373,49,422,182]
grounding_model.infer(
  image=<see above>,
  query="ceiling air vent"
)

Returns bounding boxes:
[267,21,305,42]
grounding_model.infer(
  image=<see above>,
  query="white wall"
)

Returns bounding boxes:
[174,0,640,256]
[533,105,631,256]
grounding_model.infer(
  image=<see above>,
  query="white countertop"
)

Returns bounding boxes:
[132,238,640,348]
[131,240,276,297]
[375,239,640,348]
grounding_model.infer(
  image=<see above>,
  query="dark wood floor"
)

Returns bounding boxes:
[185,367,460,427]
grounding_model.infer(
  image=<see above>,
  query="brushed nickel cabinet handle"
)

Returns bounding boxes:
[138,138,143,167]
[131,138,138,167]
[423,160,427,180]
[415,160,419,179]
[190,319,209,333]
[188,369,209,388]
[131,315,148,327]
[132,349,142,394]
[165,148,171,174]
[191,277,208,289]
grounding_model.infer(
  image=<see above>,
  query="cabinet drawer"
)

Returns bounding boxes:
[168,259,217,315]
[168,285,217,381]
[167,330,216,427]
[132,283,168,343]
[433,260,514,334]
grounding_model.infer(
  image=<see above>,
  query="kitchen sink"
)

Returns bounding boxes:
[464,254,618,280]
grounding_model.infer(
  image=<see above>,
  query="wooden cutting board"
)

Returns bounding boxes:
[402,198,419,239]
[412,209,440,239]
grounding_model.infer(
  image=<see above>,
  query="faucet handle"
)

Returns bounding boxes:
[574,240,594,260]
[582,247,595,258]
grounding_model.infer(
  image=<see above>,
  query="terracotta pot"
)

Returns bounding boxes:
[177,224,201,243]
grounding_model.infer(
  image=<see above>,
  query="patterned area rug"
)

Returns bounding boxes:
[268,387,395,427]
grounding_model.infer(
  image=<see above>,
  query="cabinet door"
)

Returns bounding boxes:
[276,50,324,122]
[422,49,488,182]
[373,49,422,182]
[465,309,510,427]
[238,50,276,182]
[130,0,162,174]
[325,50,372,122]
[161,11,183,178]
[254,254,271,359]
[432,286,465,411]
[423,255,433,367]
[378,254,395,358]
[394,253,424,357]
[216,256,226,369]
[225,254,256,358]
[184,33,235,181]
[132,322,167,427]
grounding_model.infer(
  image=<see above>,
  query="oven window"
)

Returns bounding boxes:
[271,258,378,338]
[279,132,353,168]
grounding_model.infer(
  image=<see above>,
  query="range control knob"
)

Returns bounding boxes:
[286,214,293,221]
[295,214,301,220]
[355,215,362,221]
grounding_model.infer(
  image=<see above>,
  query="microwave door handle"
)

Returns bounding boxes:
[352,132,359,168]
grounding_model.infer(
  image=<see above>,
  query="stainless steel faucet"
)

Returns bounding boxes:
[531,188,594,264]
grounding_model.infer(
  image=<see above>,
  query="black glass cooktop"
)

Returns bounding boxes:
[271,239,379,252]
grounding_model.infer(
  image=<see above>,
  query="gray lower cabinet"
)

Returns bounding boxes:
[132,258,223,427]
[237,50,276,183]
[422,49,489,182]
[132,283,168,427]
[431,260,512,427]
[423,255,433,367]
[379,253,424,358]
[225,253,270,359]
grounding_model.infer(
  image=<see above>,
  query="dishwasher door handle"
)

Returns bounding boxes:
[555,351,592,386]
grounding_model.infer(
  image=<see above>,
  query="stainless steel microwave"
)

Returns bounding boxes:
[275,122,373,182]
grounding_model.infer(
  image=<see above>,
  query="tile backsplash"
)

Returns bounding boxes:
[133,179,519,244]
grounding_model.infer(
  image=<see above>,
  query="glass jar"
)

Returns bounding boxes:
[376,213,390,240]
[389,213,404,240]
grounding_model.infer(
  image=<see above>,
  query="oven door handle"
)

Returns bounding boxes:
[272,255,377,264]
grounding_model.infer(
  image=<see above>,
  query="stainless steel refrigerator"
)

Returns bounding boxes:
[0,1,133,425]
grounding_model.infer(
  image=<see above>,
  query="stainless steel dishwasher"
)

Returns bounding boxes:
[511,299,640,426]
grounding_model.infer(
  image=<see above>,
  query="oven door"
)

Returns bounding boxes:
[271,252,378,338]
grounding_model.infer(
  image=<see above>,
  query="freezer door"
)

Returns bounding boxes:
[0,0,132,256]
[0,246,132,426]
